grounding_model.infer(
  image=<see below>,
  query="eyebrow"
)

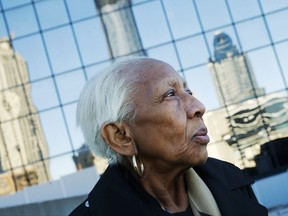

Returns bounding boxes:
[157,77,187,92]
[168,76,186,86]
[153,77,187,102]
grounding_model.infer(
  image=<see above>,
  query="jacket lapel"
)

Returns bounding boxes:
[194,158,268,216]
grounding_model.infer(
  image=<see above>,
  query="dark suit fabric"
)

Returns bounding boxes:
[69,158,268,216]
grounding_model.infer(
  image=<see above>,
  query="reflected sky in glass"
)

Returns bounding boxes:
[147,43,181,71]
[228,0,261,21]
[1,0,288,180]
[5,5,39,37]
[39,108,72,157]
[36,0,69,30]
[13,35,51,80]
[133,1,171,47]
[195,0,230,30]
[249,47,286,93]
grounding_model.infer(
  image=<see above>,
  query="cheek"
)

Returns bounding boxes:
[162,110,187,133]
[173,139,208,163]
[187,143,208,164]
[133,106,188,150]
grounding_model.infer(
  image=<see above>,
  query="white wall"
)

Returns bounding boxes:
[0,165,287,213]
[0,166,99,208]
[252,171,288,209]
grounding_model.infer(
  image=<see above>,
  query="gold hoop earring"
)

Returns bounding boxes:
[132,155,144,178]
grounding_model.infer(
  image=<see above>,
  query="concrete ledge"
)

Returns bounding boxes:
[252,170,288,208]
[0,195,86,216]
[0,166,99,208]
[0,166,287,215]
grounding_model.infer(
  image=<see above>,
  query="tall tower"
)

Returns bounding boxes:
[95,0,145,58]
[0,38,50,193]
[208,32,265,106]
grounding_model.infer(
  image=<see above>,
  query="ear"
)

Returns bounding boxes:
[101,122,136,156]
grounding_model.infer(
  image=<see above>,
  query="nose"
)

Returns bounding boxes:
[187,96,206,119]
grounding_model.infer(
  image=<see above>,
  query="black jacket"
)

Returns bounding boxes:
[69,158,268,216]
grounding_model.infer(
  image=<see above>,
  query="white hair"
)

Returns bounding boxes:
[76,56,151,164]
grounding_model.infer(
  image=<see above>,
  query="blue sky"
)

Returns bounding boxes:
[1,0,288,180]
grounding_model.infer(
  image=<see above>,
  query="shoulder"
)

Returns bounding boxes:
[194,158,268,215]
[195,157,254,189]
[68,165,124,216]
[203,157,243,171]
[69,200,90,216]
[69,164,149,216]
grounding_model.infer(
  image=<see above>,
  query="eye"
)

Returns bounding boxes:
[186,89,193,95]
[166,89,176,97]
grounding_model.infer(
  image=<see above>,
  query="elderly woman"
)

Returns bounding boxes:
[70,57,267,216]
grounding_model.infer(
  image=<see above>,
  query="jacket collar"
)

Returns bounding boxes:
[86,159,267,216]
[194,158,267,216]
[194,158,254,190]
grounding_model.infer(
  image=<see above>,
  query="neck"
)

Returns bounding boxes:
[140,167,189,213]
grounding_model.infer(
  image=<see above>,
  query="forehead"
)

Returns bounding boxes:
[137,60,184,87]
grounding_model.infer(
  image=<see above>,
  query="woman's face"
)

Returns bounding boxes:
[129,60,209,171]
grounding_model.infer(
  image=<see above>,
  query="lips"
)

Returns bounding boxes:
[192,127,210,144]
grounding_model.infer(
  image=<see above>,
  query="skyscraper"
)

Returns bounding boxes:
[208,32,265,106]
[205,32,288,171]
[0,37,50,193]
[95,0,145,58]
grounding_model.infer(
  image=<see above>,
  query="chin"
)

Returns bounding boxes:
[194,152,208,166]
[199,156,208,165]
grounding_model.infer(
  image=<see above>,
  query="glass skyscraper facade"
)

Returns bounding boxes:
[209,32,265,106]
[0,38,50,194]
[95,0,145,57]
[206,31,288,170]
[0,0,288,197]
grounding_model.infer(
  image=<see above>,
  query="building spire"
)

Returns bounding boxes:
[213,32,239,63]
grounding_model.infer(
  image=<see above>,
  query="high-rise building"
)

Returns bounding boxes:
[208,32,265,106]
[205,91,288,170]
[95,0,145,58]
[206,32,288,173]
[72,144,108,174]
[0,38,50,193]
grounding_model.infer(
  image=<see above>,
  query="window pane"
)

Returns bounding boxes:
[226,99,269,165]
[67,0,98,21]
[39,109,72,157]
[195,0,230,30]
[261,0,288,13]
[49,154,76,180]
[228,0,261,21]
[176,35,209,68]
[0,0,288,191]
[236,18,270,51]
[248,47,286,93]
[85,61,112,79]
[205,26,240,58]
[133,1,171,48]
[147,43,180,71]
[31,79,59,110]
[63,103,84,150]
[35,0,69,30]
[5,5,38,38]
[266,10,288,42]
[55,70,86,104]
[184,66,220,110]
[275,42,288,86]
[12,35,51,81]
[132,0,149,4]
[74,18,110,65]
[0,15,8,37]
[44,27,81,73]
[1,0,31,9]
[163,0,201,39]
